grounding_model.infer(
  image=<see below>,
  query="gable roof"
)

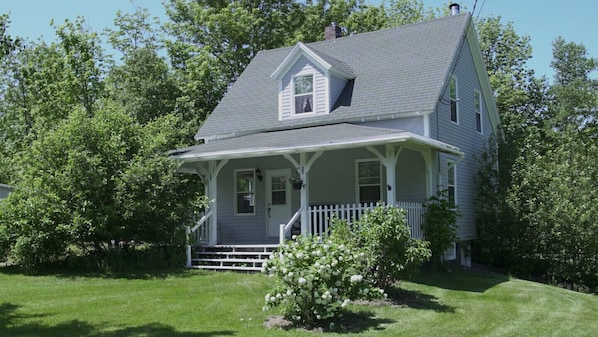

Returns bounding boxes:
[271,42,355,80]
[196,13,475,141]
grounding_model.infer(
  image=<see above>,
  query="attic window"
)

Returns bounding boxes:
[293,74,314,114]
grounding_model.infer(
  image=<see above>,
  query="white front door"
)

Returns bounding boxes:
[266,169,291,237]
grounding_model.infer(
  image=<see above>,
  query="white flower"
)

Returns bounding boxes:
[350,274,363,283]
[298,277,307,285]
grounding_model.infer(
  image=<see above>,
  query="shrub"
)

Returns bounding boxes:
[262,235,384,327]
[332,205,431,290]
[422,191,461,266]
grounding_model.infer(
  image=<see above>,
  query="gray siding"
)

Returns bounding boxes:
[0,184,12,200]
[329,73,348,111]
[430,38,495,241]
[362,116,426,135]
[396,149,427,202]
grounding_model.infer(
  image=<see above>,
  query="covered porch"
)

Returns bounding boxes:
[170,124,463,266]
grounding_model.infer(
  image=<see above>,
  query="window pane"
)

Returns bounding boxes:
[295,95,313,113]
[358,161,379,181]
[451,102,458,122]
[358,161,380,203]
[448,166,455,185]
[360,186,380,204]
[236,171,254,192]
[476,113,482,132]
[270,175,286,205]
[271,191,286,205]
[294,75,313,95]
[448,186,455,204]
[236,170,255,214]
[450,76,458,123]
[237,192,254,213]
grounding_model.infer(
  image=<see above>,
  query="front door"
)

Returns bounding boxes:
[266,169,291,237]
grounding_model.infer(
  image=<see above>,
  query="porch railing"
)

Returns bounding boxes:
[186,210,212,267]
[307,201,425,239]
[279,207,303,245]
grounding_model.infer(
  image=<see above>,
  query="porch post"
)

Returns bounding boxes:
[367,145,402,206]
[284,151,323,237]
[299,153,309,236]
[422,150,433,198]
[198,160,228,245]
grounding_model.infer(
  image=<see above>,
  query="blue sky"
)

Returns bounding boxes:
[2,0,596,81]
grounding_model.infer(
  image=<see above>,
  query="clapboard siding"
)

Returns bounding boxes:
[430,37,495,241]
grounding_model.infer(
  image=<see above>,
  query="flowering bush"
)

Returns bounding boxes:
[331,205,431,289]
[262,234,384,326]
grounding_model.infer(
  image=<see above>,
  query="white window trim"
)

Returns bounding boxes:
[355,159,383,204]
[449,75,459,125]
[474,90,483,134]
[291,72,316,116]
[234,169,256,216]
[447,160,457,205]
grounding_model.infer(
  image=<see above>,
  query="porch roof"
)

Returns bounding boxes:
[170,124,463,169]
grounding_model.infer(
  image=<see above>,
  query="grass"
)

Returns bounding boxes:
[1,266,597,336]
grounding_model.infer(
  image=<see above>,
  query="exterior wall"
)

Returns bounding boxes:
[395,149,427,202]
[361,116,426,136]
[0,184,12,200]
[212,146,428,244]
[430,37,496,241]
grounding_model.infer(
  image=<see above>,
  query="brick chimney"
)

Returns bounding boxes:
[325,22,342,40]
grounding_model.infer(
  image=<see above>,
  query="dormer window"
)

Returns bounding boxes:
[294,74,314,114]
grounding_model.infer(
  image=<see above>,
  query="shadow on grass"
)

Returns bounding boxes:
[0,264,211,280]
[266,310,394,334]
[384,287,455,313]
[0,302,234,337]
[411,266,510,293]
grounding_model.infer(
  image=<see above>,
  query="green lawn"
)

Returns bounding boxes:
[1,266,597,336]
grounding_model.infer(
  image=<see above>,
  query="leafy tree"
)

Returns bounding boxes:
[422,191,460,267]
[105,5,183,127]
[0,105,204,268]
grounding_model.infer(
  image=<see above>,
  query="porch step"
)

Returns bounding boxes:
[190,244,279,272]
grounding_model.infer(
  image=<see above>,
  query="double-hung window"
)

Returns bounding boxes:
[474,90,483,133]
[293,74,314,114]
[235,169,255,215]
[447,162,456,205]
[357,160,381,204]
[449,76,459,123]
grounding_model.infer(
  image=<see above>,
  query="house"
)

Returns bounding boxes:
[170,4,499,269]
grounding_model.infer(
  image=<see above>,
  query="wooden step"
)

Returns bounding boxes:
[190,244,278,272]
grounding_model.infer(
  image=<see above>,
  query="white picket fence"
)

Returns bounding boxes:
[308,201,424,239]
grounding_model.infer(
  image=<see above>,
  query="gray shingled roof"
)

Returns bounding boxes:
[195,13,471,140]
[171,124,462,166]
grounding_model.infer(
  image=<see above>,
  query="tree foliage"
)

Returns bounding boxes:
[476,33,598,291]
